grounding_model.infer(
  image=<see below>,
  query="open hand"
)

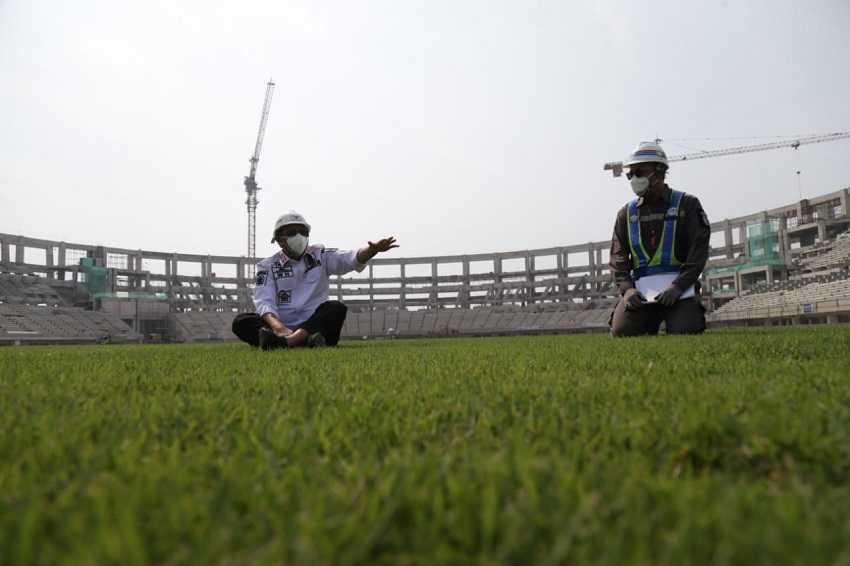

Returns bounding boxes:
[368,237,399,253]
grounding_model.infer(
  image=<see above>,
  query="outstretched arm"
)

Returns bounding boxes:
[356,236,399,264]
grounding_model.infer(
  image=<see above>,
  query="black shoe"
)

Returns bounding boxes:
[307,332,327,348]
[258,327,288,351]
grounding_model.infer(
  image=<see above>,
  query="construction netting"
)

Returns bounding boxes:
[79,257,109,297]
[707,220,786,277]
[79,257,167,300]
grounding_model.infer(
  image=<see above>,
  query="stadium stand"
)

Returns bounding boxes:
[0,271,140,344]
[0,304,140,344]
[0,273,65,305]
[797,231,850,273]
[3,187,850,342]
[711,276,850,324]
[171,311,240,342]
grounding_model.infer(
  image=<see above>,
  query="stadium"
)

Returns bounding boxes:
[2,187,849,344]
[4,2,850,563]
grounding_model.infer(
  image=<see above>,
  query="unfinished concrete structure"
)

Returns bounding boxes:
[2,187,849,342]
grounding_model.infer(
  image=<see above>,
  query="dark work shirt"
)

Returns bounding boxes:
[609,186,711,295]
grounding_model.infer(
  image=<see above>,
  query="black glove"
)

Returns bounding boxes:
[656,285,683,307]
[623,288,647,311]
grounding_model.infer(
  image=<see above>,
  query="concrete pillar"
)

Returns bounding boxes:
[15,238,25,264]
[1,241,9,264]
[739,224,748,258]
[817,219,827,243]
[45,245,54,279]
[777,217,788,262]
[462,259,470,308]
[839,188,849,218]
[724,220,733,259]
[431,260,438,308]
[399,263,406,309]
[369,263,374,308]
[493,256,503,305]
[595,247,603,291]
[525,254,534,305]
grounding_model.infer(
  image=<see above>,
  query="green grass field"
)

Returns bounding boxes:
[2,327,849,565]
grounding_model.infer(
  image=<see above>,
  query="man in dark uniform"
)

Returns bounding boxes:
[608,142,711,337]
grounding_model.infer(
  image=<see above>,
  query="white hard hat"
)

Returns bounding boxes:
[624,141,669,168]
[270,210,311,243]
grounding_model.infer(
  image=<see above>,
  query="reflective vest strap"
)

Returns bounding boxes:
[659,190,684,267]
[627,200,649,268]
[634,264,682,279]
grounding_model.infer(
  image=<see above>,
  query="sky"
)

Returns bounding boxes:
[1,0,849,260]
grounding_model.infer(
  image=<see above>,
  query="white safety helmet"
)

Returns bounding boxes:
[270,210,311,243]
[624,141,669,169]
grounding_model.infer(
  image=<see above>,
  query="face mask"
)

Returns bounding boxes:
[630,171,654,196]
[284,234,309,257]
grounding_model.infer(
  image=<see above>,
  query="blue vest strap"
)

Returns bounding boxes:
[627,199,649,269]
[659,190,684,267]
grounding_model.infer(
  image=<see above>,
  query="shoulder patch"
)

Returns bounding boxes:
[255,270,268,286]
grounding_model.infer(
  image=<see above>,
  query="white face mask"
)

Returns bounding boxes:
[630,172,654,196]
[284,234,309,257]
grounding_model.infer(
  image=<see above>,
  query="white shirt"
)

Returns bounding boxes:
[253,245,366,327]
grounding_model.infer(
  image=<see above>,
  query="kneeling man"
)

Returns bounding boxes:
[232,211,398,349]
[609,142,711,336]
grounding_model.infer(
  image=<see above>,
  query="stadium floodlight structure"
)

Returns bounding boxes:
[244,79,276,281]
[603,131,850,177]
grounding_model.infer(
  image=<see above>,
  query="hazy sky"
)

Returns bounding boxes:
[2,0,849,260]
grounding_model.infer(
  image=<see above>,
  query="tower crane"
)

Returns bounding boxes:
[244,79,276,280]
[603,131,850,177]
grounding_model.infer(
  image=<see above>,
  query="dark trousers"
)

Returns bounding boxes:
[610,297,706,337]
[231,300,348,347]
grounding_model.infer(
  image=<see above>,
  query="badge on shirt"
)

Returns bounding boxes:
[255,270,268,286]
[272,264,293,279]
[277,289,291,305]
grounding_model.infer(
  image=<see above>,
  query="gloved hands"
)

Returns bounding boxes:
[623,288,647,311]
[656,285,683,307]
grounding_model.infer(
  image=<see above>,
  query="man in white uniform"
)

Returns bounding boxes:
[232,211,398,349]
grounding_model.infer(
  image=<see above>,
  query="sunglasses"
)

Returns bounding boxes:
[277,227,309,238]
[625,170,655,180]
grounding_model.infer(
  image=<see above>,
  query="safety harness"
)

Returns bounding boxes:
[627,190,684,280]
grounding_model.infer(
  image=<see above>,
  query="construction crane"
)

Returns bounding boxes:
[244,79,276,280]
[603,131,850,177]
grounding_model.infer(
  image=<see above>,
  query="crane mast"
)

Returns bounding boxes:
[604,131,850,177]
[244,79,276,281]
